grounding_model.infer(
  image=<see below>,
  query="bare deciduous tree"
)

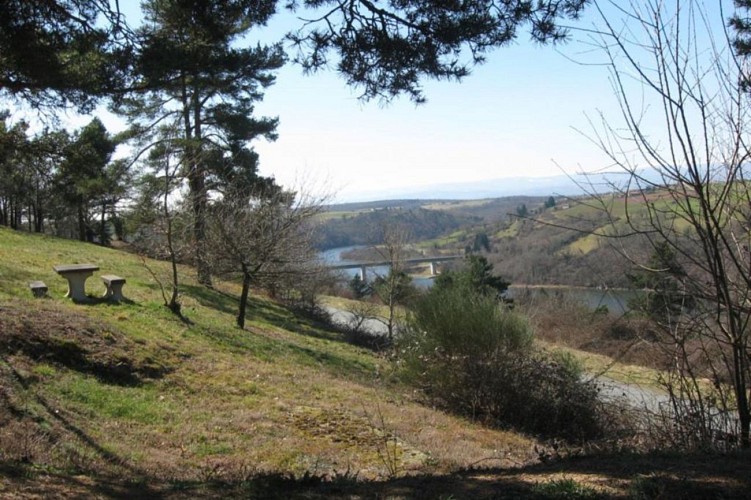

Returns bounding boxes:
[578,0,751,448]
[371,223,416,340]
[206,187,324,329]
[129,137,186,316]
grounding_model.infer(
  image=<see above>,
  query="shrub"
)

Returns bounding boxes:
[348,274,372,299]
[532,478,603,499]
[397,286,603,441]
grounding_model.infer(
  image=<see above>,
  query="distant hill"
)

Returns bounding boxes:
[338,169,665,203]
[324,199,441,212]
[342,173,587,202]
[318,196,552,249]
[319,193,652,288]
[316,205,479,249]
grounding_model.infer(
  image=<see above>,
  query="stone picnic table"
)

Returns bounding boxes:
[53,263,99,301]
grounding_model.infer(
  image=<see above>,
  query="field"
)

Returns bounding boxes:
[1,226,750,498]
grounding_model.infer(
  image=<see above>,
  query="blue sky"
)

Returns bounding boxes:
[250,7,619,201]
[248,0,736,201]
[45,1,739,202]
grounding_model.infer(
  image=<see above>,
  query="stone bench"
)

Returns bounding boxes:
[29,281,48,298]
[101,274,126,302]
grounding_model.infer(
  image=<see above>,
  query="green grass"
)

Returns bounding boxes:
[54,375,170,423]
[421,199,493,211]
[0,225,536,486]
[495,220,521,239]
[416,228,468,248]
[564,234,601,254]
[316,210,361,221]
[3,225,750,498]
[532,478,604,499]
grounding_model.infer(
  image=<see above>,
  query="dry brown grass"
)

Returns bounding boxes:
[522,296,674,386]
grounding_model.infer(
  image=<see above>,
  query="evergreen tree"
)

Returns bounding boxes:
[349,274,372,299]
[119,0,285,285]
[56,118,120,242]
[0,114,30,229]
[0,1,133,110]
[434,255,509,299]
[471,232,491,252]
[21,128,70,233]
[289,0,589,103]
[731,1,751,89]
[627,242,694,323]
[1,1,588,108]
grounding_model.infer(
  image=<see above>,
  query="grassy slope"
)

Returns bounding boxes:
[0,227,539,496]
[1,227,750,498]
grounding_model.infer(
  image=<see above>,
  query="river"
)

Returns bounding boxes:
[319,245,436,288]
[505,285,640,315]
[320,246,640,313]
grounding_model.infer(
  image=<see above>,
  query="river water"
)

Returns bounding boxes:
[319,245,436,288]
[505,286,640,315]
[320,246,639,313]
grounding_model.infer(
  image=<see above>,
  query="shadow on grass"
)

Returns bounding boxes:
[0,301,171,386]
[196,317,376,380]
[1,355,149,482]
[147,281,381,353]
[247,300,391,353]
[75,296,139,307]
[180,283,238,316]
[4,450,751,499]
[179,284,362,346]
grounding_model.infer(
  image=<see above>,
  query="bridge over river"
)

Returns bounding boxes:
[329,255,462,281]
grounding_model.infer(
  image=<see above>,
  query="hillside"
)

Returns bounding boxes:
[316,205,480,249]
[319,195,644,287]
[1,227,750,498]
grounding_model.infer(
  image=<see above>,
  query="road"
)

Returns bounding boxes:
[324,305,390,336]
[325,304,738,435]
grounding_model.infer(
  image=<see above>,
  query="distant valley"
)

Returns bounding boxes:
[318,193,645,289]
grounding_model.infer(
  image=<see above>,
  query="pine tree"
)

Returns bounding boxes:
[119,0,285,285]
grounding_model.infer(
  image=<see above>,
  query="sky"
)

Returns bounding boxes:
[29,1,739,203]
[249,8,620,202]
[247,0,736,202]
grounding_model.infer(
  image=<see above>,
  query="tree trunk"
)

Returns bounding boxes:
[162,163,181,316]
[192,82,211,287]
[237,266,251,329]
[189,172,211,286]
[34,204,43,232]
[9,198,17,230]
[182,72,212,287]
[100,200,107,245]
[34,179,43,233]
[77,203,86,241]
[732,341,751,448]
[387,294,395,340]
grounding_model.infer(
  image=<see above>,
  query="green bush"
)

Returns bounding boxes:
[397,286,603,441]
